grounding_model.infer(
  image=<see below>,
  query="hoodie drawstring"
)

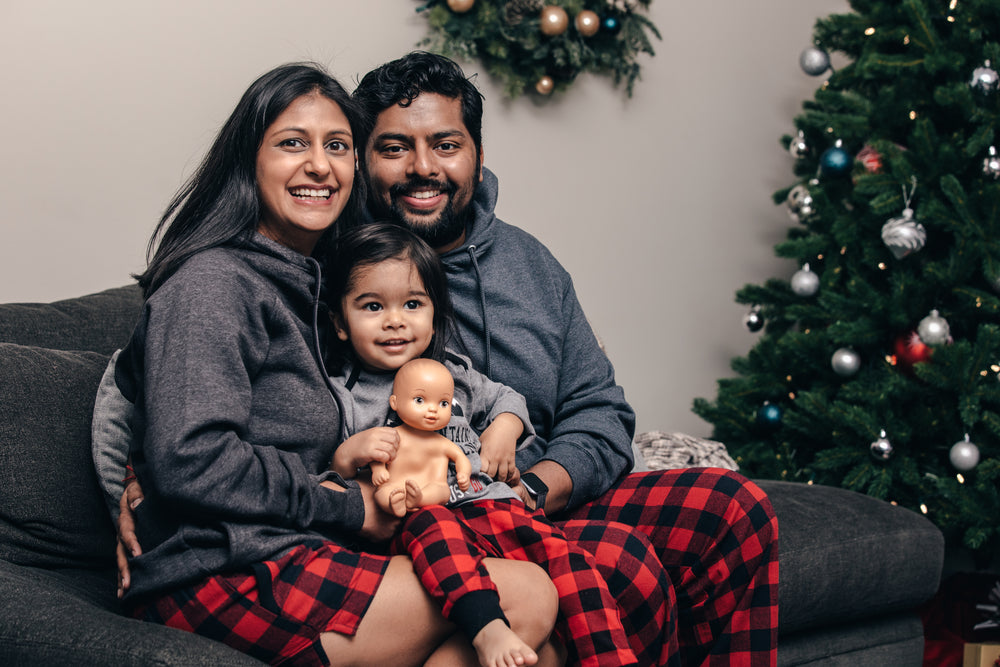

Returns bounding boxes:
[466,245,492,377]
[306,257,349,444]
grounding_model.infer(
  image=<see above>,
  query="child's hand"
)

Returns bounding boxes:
[479,413,523,483]
[330,427,399,478]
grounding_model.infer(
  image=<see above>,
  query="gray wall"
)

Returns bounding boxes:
[0,0,848,437]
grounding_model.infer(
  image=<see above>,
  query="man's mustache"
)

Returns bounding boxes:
[388,178,457,198]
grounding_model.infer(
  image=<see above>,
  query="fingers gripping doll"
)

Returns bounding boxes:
[371,358,472,517]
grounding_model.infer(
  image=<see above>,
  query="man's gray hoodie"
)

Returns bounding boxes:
[441,169,636,510]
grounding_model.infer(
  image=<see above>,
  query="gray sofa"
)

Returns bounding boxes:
[0,285,945,665]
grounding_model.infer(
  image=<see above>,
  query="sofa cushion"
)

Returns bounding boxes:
[0,343,117,569]
[758,480,944,635]
[0,284,143,354]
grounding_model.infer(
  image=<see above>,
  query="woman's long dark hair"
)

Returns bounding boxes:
[136,62,366,298]
[327,221,454,367]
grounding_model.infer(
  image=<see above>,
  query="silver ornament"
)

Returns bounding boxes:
[744,308,764,332]
[917,309,951,346]
[970,60,999,93]
[800,46,831,76]
[786,184,815,222]
[870,430,893,461]
[881,208,927,259]
[789,131,809,159]
[984,146,1000,180]
[791,264,820,297]
[831,348,861,377]
[949,435,980,472]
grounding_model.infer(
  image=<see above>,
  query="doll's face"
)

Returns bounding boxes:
[390,359,454,431]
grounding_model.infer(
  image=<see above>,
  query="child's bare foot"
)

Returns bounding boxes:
[404,479,425,512]
[471,619,538,667]
[387,487,407,517]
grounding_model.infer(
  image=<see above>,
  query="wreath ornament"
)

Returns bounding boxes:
[416,0,660,98]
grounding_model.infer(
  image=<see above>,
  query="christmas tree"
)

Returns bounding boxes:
[692,0,1000,564]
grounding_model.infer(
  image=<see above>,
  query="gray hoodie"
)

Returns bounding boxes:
[116,235,363,601]
[441,169,636,510]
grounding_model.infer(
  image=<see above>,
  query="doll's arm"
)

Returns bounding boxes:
[444,440,473,491]
[369,460,391,486]
[479,412,523,483]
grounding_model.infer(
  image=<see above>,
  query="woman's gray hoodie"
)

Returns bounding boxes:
[116,235,363,602]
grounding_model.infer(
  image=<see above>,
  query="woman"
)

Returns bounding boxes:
[114,62,559,667]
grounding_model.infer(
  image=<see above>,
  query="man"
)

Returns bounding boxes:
[350,52,778,666]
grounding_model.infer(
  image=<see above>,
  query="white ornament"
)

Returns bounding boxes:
[831,348,861,377]
[949,435,980,472]
[881,178,926,259]
[800,46,831,76]
[791,264,820,297]
[971,60,1000,93]
[917,310,951,346]
[984,146,1000,180]
[789,131,809,159]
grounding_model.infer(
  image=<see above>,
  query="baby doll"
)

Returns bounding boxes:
[371,358,472,517]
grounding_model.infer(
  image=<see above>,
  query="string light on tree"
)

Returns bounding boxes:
[446,0,475,12]
[535,75,555,95]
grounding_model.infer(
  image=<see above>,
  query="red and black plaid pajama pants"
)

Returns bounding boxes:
[558,468,779,667]
[393,498,655,667]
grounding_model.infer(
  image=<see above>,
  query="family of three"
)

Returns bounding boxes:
[96,51,779,666]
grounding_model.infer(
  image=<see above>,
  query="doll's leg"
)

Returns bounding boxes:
[374,480,409,517]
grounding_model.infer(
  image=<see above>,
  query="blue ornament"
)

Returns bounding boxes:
[602,16,620,32]
[756,403,783,428]
[820,142,851,175]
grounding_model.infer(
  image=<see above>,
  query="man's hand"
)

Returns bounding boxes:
[330,427,400,479]
[116,479,145,598]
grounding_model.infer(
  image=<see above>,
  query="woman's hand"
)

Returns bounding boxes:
[330,427,399,478]
[355,476,401,543]
[479,413,522,484]
[116,479,145,598]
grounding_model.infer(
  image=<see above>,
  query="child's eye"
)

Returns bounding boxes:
[404,300,422,310]
[361,302,382,312]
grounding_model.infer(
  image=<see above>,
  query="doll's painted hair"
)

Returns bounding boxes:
[326,221,454,366]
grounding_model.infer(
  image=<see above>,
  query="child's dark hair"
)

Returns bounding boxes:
[327,221,454,366]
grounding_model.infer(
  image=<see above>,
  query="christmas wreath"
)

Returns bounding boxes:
[416,0,660,98]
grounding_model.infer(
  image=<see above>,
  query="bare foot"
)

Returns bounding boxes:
[471,619,538,667]
[404,479,425,512]
[387,487,407,517]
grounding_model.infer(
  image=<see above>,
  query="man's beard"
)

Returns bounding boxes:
[380,178,472,249]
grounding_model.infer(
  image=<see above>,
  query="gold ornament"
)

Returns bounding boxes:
[447,0,475,12]
[540,5,569,36]
[535,75,555,95]
[575,10,600,37]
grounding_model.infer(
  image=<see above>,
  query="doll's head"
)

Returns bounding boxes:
[389,358,454,432]
[328,222,453,371]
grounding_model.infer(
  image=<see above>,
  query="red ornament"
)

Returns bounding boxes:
[892,331,933,370]
[856,145,883,173]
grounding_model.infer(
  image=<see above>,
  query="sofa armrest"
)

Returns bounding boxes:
[0,561,264,666]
